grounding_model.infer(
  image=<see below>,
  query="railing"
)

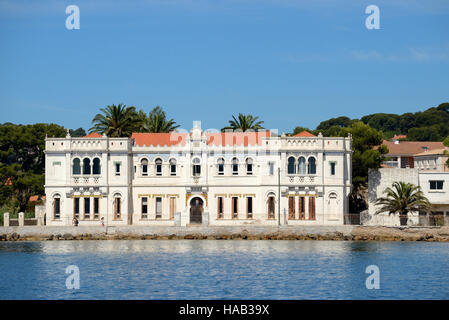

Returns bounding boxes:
[73,176,101,185]
[346,213,449,227]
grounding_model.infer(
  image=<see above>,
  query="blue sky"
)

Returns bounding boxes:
[0,0,448,134]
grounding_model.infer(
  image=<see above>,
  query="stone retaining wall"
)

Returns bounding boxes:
[1,225,449,241]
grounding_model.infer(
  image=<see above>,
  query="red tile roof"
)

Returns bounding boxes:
[294,130,316,137]
[206,131,271,146]
[29,195,46,202]
[382,140,444,156]
[132,133,188,147]
[84,132,103,138]
[392,134,407,140]
[131,131,271,147]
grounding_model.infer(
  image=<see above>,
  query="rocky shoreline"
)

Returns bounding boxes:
[1,225,449,242]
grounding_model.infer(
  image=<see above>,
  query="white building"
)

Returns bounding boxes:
[367,165,449,226]
[44,123,352,226]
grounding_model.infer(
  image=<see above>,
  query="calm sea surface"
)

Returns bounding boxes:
[0,240,448,299]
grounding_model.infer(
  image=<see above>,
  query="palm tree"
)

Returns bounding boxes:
[143,106,179,133]
[221,113,264,132]
[90,104,137,137]
[375,181,431,226]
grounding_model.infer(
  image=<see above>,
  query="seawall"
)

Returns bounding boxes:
[1,225,449,241]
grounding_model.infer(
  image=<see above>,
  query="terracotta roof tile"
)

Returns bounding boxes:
[84,132,103,138]
[294,131,316,137]
[206,131,271,146]
[382,140,444,156]
[130,131,272,147]
[131,133,187,147]
[29,195,45,202]
[392,134,407,140]
[414,147,449,157]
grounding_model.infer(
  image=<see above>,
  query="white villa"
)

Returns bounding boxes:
[44,122,353,226]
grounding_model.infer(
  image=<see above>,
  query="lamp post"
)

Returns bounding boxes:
[278,167,281,226]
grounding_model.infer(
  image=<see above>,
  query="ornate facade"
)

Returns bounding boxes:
[44,122,352,226]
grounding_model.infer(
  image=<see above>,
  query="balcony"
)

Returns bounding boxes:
[72,176,102,185]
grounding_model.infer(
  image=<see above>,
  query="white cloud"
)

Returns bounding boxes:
[350,46,449,63]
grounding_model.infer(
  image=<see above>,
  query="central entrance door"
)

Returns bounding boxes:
[190,197,203,224]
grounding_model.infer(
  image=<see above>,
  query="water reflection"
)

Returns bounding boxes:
[1,240,449,299]
[0,240,391,254]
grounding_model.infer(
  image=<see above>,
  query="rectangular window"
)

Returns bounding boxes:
[269,162,275,175]
[170,165,176,176]
[193,165,201,177]
[54,198,60,219]
[169,197,176,219]
[232,197,238,219]
[217,197,224,219]
[299,197,305,220]
[142,164,148,176]
[74,198,79,219]
[218,164,224,175]
[115,163,121,176]
[141,197,148,219]
[156,197,162,218]
[430,180,444,190]
[247,197,253,219]
[268,196,275,219]
[247,164,253,175]
[156,164,162,176]
[232,164,238,175]
[288,196,295,220]
[330,162,336,175]
[114,198,121,219]
[94,198,99,219]
[309,197,316,220]
[84,197,90,219]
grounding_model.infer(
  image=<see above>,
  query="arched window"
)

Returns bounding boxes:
[232,157,239,175]
[72,158,81,175]
[93,158,101,175]
[114,195,121,219]
[53,194,61,219]
[155,158,162,176]
[267,193,275,219]
[170,159,177,176]
[246,158,253,175]
[298,157,306,174]
[141,159,148,176]
[83,158,91,175]
[308,157,316,174]
[192,157,201,177]
[217,158,224,175]
[287,157,296,174]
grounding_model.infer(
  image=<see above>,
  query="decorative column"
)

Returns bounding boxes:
[3,212,9,227]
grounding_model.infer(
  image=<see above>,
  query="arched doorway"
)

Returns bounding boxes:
[190,197,204,224]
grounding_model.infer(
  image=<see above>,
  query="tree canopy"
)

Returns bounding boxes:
[143,106,180,133]
[311,102,449,141]
[90,104,138,137]
[0,123,67,212]
[90,104,179,136]
[360,102,449,141]
[375,181,431,225]
[222,113,264,132]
